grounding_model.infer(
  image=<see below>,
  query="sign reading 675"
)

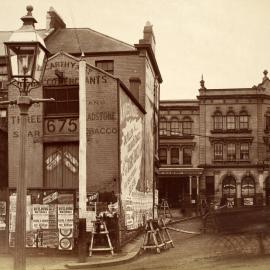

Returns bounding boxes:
[44,118,79,135]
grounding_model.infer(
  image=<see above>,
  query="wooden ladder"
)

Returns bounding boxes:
[159,199,172,218]
[141,219,165,254]
[89,219,114,256]
[158,218,174,248]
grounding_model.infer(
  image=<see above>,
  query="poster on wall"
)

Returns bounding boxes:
[120,90,153,230]
[32,204,49,230]
[58,204,74,229]
[243,197,254,206]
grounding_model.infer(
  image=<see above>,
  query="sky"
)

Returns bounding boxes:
[0,0,270,100]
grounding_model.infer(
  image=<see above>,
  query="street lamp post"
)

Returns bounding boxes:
[1,6,53,270]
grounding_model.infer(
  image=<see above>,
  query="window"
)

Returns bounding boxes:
[226,112,236,130]
[182,117,192,135]
[159,118,167,135]
[171,148,179,165]
[222,176,236,197]
[241,176,255,196]
[170,117,180,135]
[227,143,236,160]
[214,143,223,160]
[0,109,6,118]
[214,112,223,130]
[239,112,249,129]
[183,148,192,165]
[44,86,79,116]
[95,60,114,75]
[266,112,270,131]
[159,148,167,165]
[0,57,8,90]
[240,143,249,160]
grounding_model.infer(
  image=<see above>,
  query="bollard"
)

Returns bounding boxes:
[78,218,87,263]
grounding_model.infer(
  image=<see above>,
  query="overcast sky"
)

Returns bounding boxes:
[1,0,270,100]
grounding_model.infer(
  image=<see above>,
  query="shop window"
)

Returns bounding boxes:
[213,111,223,130]
[265,177,270,206]
[159,148,167,165]
[182,117,192,135]
[214,143,223,160]
[226,112,236,130]
[170,117,180,135]
[222,176,236,198]
[241,176,255,196]
[240,143,249,160]
[95,60,114,75]
[227,143,236,160]
[44,86,79,116]
[44,143,79,188]
[159,118,167,135]
[241,176,255,206]
[239,112,249,129]
[171,148,179,165]
[183,148,192,165]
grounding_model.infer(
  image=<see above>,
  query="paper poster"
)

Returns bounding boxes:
[32,204,49,230]
[58,204,74,229]
[85,211,96,232]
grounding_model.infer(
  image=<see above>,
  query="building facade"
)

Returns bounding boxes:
[159,74,270,210]
[0,7,161,251]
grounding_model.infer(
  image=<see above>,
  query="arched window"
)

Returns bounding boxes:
[213,111,223,130]
[239,111,249,129]
[222,176,236,198]
[265,177,270,205]
[170,117,180,135]
[241,176,255,206]
[159,118,167,136]
[241,176,255,197]
[226,111,236,130]
[182,117,192,135]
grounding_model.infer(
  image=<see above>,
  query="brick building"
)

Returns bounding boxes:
[159,74,270,210]
[0,7,161,251]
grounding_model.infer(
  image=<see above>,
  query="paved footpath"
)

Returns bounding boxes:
[1,218,270,270]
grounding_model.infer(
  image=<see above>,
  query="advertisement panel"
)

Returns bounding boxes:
[120,89,153,230]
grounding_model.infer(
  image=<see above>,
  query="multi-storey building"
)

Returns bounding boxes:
[158,100,202,208]
[0,6,161,251]
[159,74,270,210]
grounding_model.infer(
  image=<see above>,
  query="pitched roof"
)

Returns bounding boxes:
[45,28,135,54]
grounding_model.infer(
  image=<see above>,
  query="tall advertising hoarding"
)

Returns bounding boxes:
[120,89,153,230]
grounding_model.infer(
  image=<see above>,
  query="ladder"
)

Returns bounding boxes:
[89,219,114,256]
[158,218,174,248]
[159,199,172,218]
[141,219,165,254]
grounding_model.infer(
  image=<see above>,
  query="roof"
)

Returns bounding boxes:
[45,28,135,54]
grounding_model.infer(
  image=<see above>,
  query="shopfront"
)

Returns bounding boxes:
[158,168,203,208]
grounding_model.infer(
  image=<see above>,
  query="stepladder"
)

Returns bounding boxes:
[89,219,114,256]
[141,219,165,254]
[158,217,174,248]
[159,199,172,218]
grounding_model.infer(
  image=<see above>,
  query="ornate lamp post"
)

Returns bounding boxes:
[1,6,53,270]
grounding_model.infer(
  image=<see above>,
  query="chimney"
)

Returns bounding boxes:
[129,77,141,100]
[46,7,66,30]
[139,21,156,54]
